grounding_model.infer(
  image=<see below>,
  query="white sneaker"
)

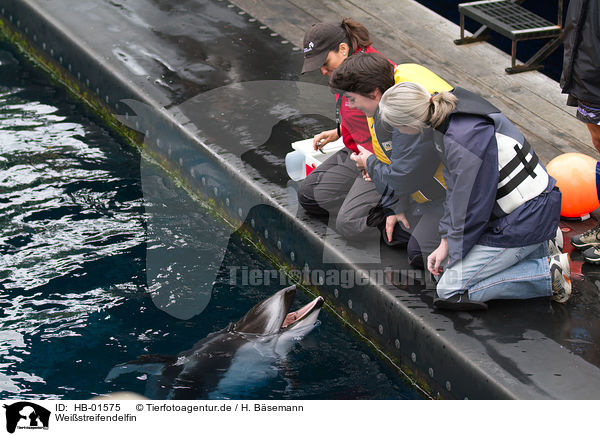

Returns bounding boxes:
[548,226,564,257]
[549,253,571,303]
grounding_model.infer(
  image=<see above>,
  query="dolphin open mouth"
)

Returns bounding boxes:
[281,295,324,329]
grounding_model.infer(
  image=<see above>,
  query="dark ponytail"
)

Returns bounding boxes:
[340,17,372,53]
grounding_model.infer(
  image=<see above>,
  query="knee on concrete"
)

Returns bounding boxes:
[297,183,327,216]
[334,214,364,240]
[435,273,464,299]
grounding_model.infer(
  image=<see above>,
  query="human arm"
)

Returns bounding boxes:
[366,129,435,214]
[312,129,339,151]
[385,213,410,242]
[427,238,448,276]
[366,129,428,195]
[349,145,375,182]
[438,116,499,265]
[350,145,372,171]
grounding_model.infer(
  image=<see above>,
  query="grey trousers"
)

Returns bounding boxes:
[297,148,441,265]
[297,148,380,241]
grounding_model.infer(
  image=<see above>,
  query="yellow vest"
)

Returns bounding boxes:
[368,63,452,203]
[369,63,453,164]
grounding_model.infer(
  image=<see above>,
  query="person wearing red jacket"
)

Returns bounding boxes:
[298,18,399,245]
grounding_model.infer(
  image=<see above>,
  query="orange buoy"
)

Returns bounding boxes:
[546,152,600,219]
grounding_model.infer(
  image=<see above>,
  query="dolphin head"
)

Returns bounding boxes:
[274,293,324,357]
[232,286,324,336]
[233,285,297,335]
[105,285,325,399]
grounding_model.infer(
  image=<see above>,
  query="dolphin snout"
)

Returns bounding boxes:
[315,296,324,308]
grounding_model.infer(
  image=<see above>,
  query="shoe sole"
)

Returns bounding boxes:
[583,255,600,264]
[552,282,571,303]
[553,253,572,303]
[553,294,570,304]
[570,240,600,250]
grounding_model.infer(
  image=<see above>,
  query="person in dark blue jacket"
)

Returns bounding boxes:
[378,82,571,310]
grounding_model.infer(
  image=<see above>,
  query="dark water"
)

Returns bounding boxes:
[417,0,568,82]
[0,46,420,400]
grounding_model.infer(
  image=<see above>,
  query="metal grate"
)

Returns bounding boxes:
[459,0,560,39]
[456,0,563,73]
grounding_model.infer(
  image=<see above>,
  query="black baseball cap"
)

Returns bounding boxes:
[301,23,347,74]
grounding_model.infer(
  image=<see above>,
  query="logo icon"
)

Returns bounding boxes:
[3,402,50,434]
[303,41,314,53]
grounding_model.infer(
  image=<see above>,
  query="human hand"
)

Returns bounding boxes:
[385,213,410,243]
[350,145,373,171]
[427,239,448,276]
[312,129,339,151]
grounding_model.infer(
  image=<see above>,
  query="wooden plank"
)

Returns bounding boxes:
[229,0,312,46]
[286,0,345,23]
[229,0,596,161]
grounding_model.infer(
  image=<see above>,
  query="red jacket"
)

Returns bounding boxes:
[338,46,393,153]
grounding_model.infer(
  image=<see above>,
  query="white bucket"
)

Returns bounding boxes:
[285,150,307,181]
[284,138,345,181]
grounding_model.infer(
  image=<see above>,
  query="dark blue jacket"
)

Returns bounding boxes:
[366,122,444,214]
[439,113,561,266]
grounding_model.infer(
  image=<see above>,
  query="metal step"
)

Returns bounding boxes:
[455,0,563,74]
[459,0,561,40]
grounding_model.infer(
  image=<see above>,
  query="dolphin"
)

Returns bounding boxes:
[105,285,324,399]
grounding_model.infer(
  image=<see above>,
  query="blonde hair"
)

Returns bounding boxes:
[379,82,457,130]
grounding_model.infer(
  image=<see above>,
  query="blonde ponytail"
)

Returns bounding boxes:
[428,91,457,128]
[379,82,456,130]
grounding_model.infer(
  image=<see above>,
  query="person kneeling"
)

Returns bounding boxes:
[378,82,571,310]
[328,52,452,268]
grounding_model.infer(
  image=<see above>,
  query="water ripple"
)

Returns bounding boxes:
[0,69,146,397]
